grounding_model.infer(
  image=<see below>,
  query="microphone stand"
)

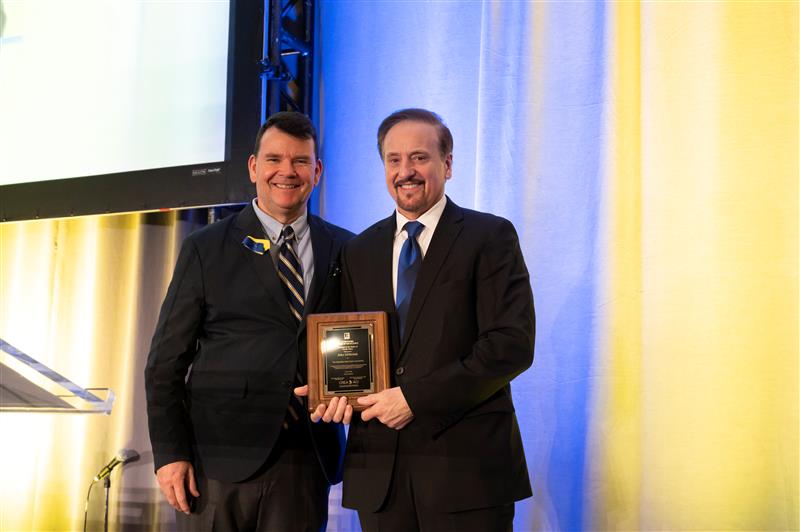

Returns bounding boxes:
[84,450,138,531]
[83,475,112,532]
[103,476,111,532]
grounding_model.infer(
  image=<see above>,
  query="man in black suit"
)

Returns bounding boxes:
[145,112,352,531]
[302,108,535,531]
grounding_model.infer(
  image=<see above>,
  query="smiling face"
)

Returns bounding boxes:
[248,126,322,224]
[382,120,452,219]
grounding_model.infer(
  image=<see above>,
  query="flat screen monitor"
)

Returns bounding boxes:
[0,0,262,221]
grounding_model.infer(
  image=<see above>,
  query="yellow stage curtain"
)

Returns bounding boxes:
[0,211,196,531]
[593,2,797,530]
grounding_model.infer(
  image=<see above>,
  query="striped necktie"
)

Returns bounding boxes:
[396,221,424,339]
[277,226,304,323]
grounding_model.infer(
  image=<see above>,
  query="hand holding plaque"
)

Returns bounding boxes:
[306,312,390,412]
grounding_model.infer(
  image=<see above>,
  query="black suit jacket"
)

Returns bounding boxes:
[340,197,535,512]
[145,204,353,483]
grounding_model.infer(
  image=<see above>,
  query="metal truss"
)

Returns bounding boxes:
[260,0,316,119]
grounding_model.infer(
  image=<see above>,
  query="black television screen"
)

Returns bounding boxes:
[0,0,261,221]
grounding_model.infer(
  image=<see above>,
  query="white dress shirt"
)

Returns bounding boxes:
[251,198,314,299]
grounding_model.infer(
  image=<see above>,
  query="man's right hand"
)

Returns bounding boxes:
[155,460,199,514]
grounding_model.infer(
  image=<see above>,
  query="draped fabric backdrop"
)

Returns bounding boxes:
[0,2,797,531]
[317,1,798,531]
[0,212,203,530]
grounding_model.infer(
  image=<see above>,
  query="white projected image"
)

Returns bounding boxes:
[0,0,230,186]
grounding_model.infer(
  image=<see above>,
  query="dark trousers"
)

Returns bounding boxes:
[176,422,329,532]
[357,454,514,532]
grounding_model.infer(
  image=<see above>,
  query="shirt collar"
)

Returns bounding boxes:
[251,198,309,243]
[394,194,447,237]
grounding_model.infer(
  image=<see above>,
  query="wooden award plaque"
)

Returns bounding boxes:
[306,311,390,412]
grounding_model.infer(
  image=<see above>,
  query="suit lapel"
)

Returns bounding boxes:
[299,215,333,337]
[399,198,464,354]
[370,215,402,356]
[232,204,295,329]
[375,215,398,310]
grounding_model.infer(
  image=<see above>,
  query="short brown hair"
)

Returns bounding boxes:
[253,111,318,157]
[377,108,453,159]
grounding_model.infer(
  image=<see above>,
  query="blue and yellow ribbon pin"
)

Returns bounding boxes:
[242,235,271,255]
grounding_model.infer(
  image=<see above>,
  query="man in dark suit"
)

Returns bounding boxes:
[302,108,535,531]
[145,112,352,531]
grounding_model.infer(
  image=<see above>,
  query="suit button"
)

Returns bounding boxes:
[395,367,405,376]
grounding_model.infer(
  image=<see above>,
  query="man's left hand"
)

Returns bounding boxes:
[294,385,353,424]
[358,387,414,429]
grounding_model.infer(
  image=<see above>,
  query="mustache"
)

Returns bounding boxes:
[394,178,424,187]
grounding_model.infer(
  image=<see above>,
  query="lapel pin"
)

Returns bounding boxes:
[242,235,271,255]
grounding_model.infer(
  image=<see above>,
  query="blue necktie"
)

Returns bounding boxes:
[396,221,424,339]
